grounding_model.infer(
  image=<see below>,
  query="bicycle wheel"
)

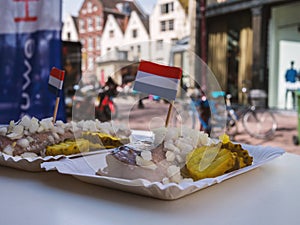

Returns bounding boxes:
[242,109,277,139]
[225,112,238,139]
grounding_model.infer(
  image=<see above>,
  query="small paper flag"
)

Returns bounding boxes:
[133,61,182,100]
[48,67,65,95]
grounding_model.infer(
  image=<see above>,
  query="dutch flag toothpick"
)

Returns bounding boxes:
[48,67,65,123]
[48,67,65,96]
[133,60,182,126]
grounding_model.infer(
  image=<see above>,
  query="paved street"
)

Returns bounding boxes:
[113,97,300,155]
[233,110,299,155]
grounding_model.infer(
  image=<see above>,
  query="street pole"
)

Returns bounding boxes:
[200,0,207,91]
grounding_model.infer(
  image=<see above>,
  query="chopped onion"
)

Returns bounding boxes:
[29,118,39,133]
[21,152,38,158]
[16,138,30,148]
[136,156,157,170]
[13,124,24,135]
[141,150,152,161]
[3,145,13,155]
[19,115,31,129]
[0,127,7,135]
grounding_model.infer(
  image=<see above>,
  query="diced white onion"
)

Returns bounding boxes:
[0,127,7,135]
[167,165,180,178]
[3,145,13,155]
[16,138,30,148]
[162,177,170,184]
[19,115,31,129]
[7,132,23,140]
[141,150,152,161]
[29,117,39,133]
[136,156,157,170]
[166,151,175,162]
[21,152,38,158]
[13,124,24,135]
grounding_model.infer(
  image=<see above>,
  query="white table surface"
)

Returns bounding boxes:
[0,153,299,225]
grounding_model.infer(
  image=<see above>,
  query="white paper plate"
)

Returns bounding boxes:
[0,153,59,172]
[41,144,285,200]
[0,130,151,172]
[0,149,119,172]
[0,152,69,172]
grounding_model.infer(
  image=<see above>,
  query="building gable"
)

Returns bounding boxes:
[62,14,79,41]
[124,11,149,41]
[101,14,124,55]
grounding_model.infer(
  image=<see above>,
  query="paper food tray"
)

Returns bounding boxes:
[41,144,285,200]
[0,130,153,172]
[0,152,66,172]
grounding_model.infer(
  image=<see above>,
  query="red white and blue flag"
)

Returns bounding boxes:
[0,0,64,123]
[48,67,65,95]
[133,61,182,101]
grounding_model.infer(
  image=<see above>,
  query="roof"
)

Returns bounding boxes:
[100,0,119,10]
[71,16,79,34]
[78,0,149,34]
[178,0,189,14]
[100,0,149,33]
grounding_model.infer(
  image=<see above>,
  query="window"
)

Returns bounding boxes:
[161,4,166,14]
[132,29,137,38]
[107,47,111,59]
[160,20,174,32]
[88,37,93,50]
[81,39,86,50]
[160,2,174,14]
[96,16,102,30]
[156,40,163,50]
[117,51,128,60]
[137,45,141,59]
[169,20,174,31]
[160,21,166,32]
[79,19,85,31]
[109,30,114,38]
[88,56,94,70]
[96,36,101,50]
[171,38,178,45]
[67,32,71,40]
[87,2,92,13]
[87,18,93,31]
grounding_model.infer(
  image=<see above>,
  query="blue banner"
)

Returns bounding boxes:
[0,0,65,124]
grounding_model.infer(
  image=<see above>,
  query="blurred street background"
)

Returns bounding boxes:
[111,96,299,155]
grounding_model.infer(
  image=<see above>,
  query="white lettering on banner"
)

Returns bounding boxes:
[21,93,30,110]
[24,38,34,58]
[20,38,34,110]
[22,60,31,91]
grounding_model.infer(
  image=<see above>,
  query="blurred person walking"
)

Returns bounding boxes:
[285,61,298,109]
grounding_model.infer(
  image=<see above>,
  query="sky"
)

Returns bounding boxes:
[62,0,157,21]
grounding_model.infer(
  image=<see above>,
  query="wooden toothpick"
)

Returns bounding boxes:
[165,101,174,127]
[52,96,60,123]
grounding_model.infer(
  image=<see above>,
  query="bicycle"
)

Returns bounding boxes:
[225,89,277,139]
